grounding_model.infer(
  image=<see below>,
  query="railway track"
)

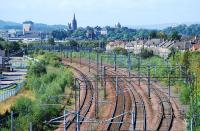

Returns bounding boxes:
[67,59,141,130]
[63,57,177,131]
[119,67,174,130]
[105,76,126,130]
[107,68,147,131]
[151,87,173,130]
[64,58,130,130]
[64,65,94,130]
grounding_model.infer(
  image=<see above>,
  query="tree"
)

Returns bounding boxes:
[28,62,46,77]
[171,31,181,41]
[48,38,55,45]
[157,31,168,39]
[182,51,190,72]
[69,40,79,47]
[52,30,68,40]
[112,47,128,55]
[0,37,5,41]
[149,31,157,39]
[140,48,154,58]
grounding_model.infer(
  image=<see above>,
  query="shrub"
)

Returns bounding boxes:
[140,48,154,58]
[11,97,33,116]
[28,62,46,77]
[112,47,128,55]
[179,86,190,104]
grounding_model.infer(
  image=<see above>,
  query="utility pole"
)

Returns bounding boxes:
[100,56,103,86]
[154,65,157,82]
[138,54,141,86]
[70,50,72,63]
[131,111,134,131]
[103,66,107,99]
[77,81,81,131]
[74,78,80,131]
[11,111,14,131]
[114,53,117,71]
[29,122,32,131]
[127,53,131,77]
[96,52,99,118]
[147,65,151,98]
[88,51,91,72]
[64,110,66,131]
[95,79,99,119]
[168,74,171,101]
[79,51,81,66]
[116,76,118,97]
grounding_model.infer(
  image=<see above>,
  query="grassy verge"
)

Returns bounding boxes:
[1,51,74,130]
[0,87,35,115]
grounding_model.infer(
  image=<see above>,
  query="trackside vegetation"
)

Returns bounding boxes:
[0,52,74,130]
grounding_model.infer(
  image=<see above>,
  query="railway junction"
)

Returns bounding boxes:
[45,50,195,131]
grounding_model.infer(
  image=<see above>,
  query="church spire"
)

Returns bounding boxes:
[72,13,77,31]
[73,13,76,20]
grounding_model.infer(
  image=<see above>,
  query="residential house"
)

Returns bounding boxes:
[191,44,200,51]
[173,41,192,51]
[106,41,126,51]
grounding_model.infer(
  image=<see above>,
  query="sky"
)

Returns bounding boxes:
[0,0,199,27]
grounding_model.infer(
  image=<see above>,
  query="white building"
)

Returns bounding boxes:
[23,21,34,35]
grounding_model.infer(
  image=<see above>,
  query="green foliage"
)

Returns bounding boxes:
[182,51,190,71]
[0,41,21,54]
[179,86,190,104]
[140,48,154,58]
[0,37,5,41]
[52,30,69,40]
[68,40,79,47]
[8,53,74,130]
[11,97,33,115]
[47,38,55,45]
[170,31,181,41]
[112,47,128,55]
[34,52,61,67]
[28,62,46,77]
[149,31,157,39]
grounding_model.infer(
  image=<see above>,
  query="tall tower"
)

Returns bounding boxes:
[23,21,34,35]
[72,13,77,31]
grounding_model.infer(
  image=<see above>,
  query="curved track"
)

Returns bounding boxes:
[64,65,94,130]
[62,57,182,131]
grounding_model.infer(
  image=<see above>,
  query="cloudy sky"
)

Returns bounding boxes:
[0,0,199,27]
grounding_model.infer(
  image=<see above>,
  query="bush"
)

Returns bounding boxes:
[140,48,154,58]
[12,97,33,115]
[28,62,46,77]
[179,86,190,104]
[112,47,128,55]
